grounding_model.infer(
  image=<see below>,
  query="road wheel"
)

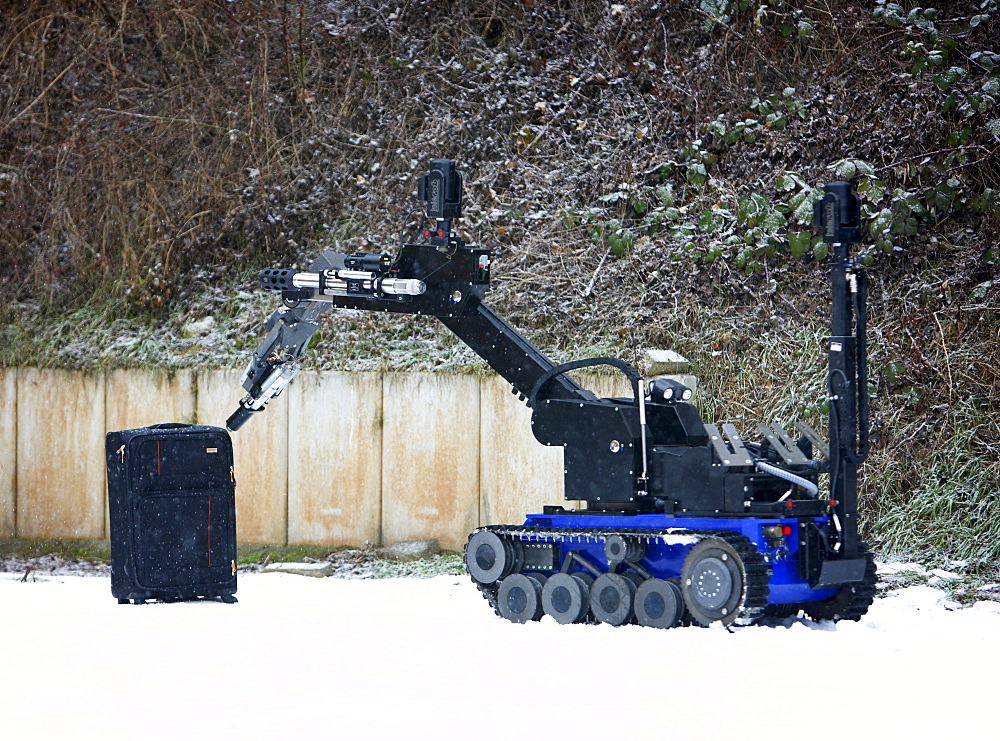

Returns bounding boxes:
[542,572,592,624]
[497,573,544,623]
[680,538,745,627]
[634,578,683,629]
[466,530,521,585]
[590,572,641,626]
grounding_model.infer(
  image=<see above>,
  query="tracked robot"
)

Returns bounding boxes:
[229,160,876,628]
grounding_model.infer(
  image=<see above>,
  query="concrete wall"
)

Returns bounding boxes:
[479,375,566,525]
[287,371,382,547]
[0,369,15,537]
[0,368,638,549]
[16,369,106,539]
[198,370,289,545]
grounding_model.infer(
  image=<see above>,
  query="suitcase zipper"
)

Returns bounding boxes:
[207,495,212,568]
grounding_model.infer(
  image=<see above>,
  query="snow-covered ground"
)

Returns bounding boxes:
[3,571,999,740]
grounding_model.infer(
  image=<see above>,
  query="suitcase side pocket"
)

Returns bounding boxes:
[132,490,236,590]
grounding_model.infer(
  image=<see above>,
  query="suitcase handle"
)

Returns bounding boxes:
[148,422,192,430]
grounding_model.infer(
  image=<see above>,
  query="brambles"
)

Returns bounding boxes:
[1,1,999,571]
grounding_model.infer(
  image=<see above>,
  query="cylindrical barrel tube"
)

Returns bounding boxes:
[260,268,301,291]
[226,402,258,432]
[261,268,426,298]
[380,278,426,296]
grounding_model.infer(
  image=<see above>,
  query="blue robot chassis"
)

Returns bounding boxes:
[231,160,877,629]
[467,513,875,628]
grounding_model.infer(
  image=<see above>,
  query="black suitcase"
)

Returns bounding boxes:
[106,423,238,604]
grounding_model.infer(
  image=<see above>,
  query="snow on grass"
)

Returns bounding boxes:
[3,572,999,740]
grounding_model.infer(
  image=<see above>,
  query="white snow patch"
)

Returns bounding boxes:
[876,560,929,576]
[928,568,963,582]
[2,573,999,739]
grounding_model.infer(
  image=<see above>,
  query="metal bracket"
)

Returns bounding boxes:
[794,420,830,459]
[757,423,809,465]
[705,423,753,467]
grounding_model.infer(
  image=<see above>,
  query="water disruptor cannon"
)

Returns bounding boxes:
[259,262,426,302]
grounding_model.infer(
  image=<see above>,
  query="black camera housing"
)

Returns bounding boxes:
[345,252,391,273]
[418,159,463,221]
[813,181,861,244]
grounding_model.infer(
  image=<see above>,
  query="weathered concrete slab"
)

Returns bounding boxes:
[477,371,646,521]
[582,371,634,401]
[0,368,15,537]
[198,370,287,545]
[17,369,105,539]
[287,371,382,546]
[376,538,440,561]
[645,349,691,375]
[263,561,334,577]
[381,373,479,551]
[105,369,196,433]
[479,375,564,526]
[6,366,695,547]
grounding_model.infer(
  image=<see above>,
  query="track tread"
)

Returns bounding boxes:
[465,524,773,626]
[802,542,878,622]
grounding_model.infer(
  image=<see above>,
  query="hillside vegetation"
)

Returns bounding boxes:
[2,0,999,573]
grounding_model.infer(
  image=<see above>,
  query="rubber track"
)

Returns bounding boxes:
[465,524,772,627]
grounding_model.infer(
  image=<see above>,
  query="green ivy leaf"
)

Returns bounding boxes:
[609,228,633,256]
[788,231,809,258]
[926,49,947,67]
[761,209,787,232]
[971,51,1000,72]
[970,188,1000,215]
[706,117,729,137]
[873,2,905,25]
[654,163,675,180]
[790,188,821,225]
[831,158,875,179]
[737,193,768,226]
[925,181,956,214]
[686,162,708,186]
[933,66,967,91]
[778,172,804,191]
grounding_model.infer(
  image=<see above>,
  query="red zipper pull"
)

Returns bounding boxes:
[116,445,125,463]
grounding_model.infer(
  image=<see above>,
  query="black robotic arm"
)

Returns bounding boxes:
[227,160,599,432]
